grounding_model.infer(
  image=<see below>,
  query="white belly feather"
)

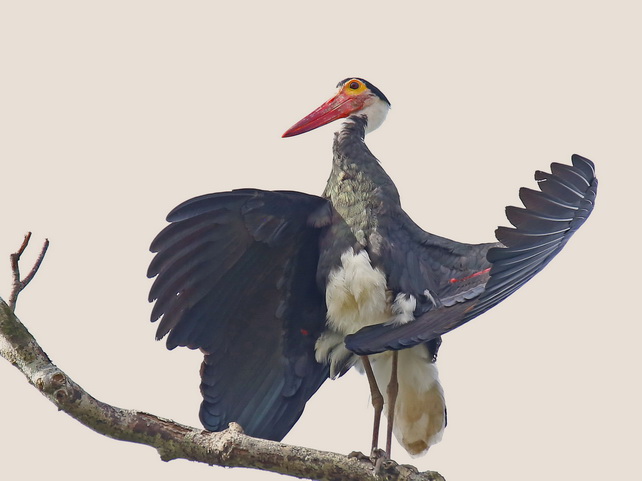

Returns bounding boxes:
[325,248,390,334]
[315,248,446,455]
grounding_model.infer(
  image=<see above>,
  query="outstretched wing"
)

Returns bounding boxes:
[347,154,597,354]
[148,189,330,441]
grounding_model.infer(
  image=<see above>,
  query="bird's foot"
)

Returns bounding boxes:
[348,451,371,462]
[370,447,388,462]
[369,448,399,475]
[349,448,398,475]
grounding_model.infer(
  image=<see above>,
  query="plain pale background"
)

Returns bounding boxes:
[1,2,640,480]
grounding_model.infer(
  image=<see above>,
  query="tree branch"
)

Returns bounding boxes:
[0,251,445,480]
[8,232,49,311]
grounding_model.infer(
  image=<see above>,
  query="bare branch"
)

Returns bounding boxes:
[0,297,444,481]
[8,233,50,311]
[2,239,443,479]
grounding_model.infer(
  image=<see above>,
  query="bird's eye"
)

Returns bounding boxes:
[349,81,360,90]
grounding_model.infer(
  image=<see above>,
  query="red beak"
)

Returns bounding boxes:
[282,91,366,138]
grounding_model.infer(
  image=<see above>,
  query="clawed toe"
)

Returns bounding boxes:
[348,451,370,462]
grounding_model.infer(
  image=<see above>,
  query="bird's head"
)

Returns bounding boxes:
[282,78,391,138]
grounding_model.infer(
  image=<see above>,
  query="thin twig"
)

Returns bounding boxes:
[8,232,50,311]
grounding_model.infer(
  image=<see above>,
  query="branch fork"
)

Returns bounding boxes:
[8,232,49,310]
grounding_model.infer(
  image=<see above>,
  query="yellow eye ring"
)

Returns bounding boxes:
[343,79,366,96]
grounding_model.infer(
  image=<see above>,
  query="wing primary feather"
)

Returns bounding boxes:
[148,189,330,440]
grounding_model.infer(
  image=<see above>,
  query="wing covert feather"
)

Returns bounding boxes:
[346,155,597,354]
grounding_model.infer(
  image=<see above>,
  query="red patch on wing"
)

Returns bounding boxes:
[449,267,491,284]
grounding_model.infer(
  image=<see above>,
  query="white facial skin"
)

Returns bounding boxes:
[360,95,390,134]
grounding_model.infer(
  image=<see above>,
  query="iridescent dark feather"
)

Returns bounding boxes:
[148,190,330,440]
[345,155,597,354]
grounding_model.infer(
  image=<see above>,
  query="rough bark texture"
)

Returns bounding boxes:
[0,298,445,481]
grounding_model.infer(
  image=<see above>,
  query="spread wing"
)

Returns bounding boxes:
[347,154,597,354]
[148,189,330,441]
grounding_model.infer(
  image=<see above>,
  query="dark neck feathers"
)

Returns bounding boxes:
[322,116,401,240]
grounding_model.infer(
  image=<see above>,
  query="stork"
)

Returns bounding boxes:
[147,78,597,458]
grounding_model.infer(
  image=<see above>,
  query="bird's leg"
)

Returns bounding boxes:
[385,350,399,458]
[360,355,384,455]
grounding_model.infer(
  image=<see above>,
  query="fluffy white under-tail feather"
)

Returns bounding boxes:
[371,346,446,456]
